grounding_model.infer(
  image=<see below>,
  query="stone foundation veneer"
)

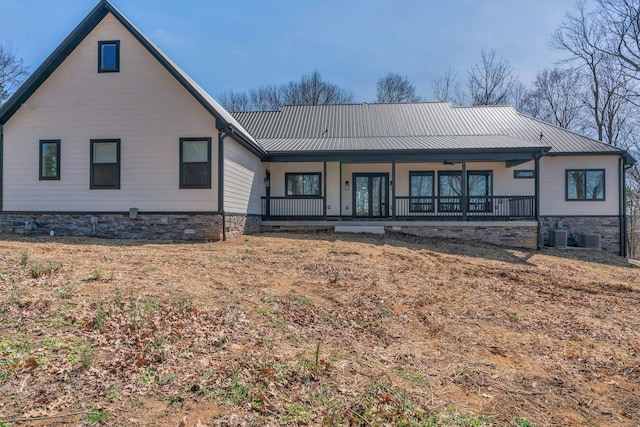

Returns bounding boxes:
[0,213,228,240]
[261,221,539,250]
[387,222,538,249]
[540,216,621,254]
[224,214,261,239]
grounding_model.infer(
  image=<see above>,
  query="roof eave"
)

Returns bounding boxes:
[264,146,550,163]
[0,1,109,124]
[0,1,268,159]
[546,149,636,165]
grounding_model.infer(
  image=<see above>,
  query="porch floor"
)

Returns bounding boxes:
[262,220,538,228]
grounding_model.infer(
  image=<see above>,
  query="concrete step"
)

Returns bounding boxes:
[334,225,385,235]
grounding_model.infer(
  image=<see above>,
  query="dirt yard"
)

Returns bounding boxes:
[0,231,639,426]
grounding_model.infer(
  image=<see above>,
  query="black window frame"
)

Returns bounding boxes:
[409,171,435,213]
[514,169,535,179]
[39,139,61,180]
[467,170,493,212]
[90,139,121,189]
[285,172,322,197]
[98,40,120,73]
[180,137,212,189]
[437,170,493,212]
[565,169,605,201]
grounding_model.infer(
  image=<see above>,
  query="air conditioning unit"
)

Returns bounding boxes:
[550,229,567,247]
[578,233,601,248]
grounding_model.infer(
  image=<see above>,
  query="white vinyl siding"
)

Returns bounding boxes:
[3,13,218,212]
[223,137,263,215]
[539,156,620,216]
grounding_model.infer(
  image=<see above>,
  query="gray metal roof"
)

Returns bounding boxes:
[259,135,545,152]
[232,103,631,161]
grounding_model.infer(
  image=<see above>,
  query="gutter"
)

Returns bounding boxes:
[218,126,232,241]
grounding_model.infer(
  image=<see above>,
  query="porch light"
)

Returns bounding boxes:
[344,180,349,190]
[264,176,270,187]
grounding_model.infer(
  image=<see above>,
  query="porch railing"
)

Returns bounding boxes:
[394,196,535,220]
[261,195,535,221]
[261,196,324,219]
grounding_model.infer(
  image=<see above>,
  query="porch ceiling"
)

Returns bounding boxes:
[261,135,549,162]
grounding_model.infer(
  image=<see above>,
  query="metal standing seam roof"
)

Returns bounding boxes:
[258,135,548,152]
[232,103,634,162]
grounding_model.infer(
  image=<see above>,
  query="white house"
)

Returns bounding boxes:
[0,1,635,254]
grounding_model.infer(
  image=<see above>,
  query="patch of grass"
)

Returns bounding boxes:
[138,366,157,385]
[29,260,62,278]
[168,394,183,405]
[287,293,313,306]
[20,249,29,267]
[393,367,431,388]
[106,390,120,400]
[58,283,76,300]
[42,337,59,348]
[79,346,95,369]
[89,268,103,281]
[95,303,106,330]
[86,410,107,423]
[515,418,536,427]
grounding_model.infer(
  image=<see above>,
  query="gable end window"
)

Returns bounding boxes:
[98,40,120,73]
[180,138,212,189]
[285,173,321,197]
[90,139,120,189]
[566,169,605,201]
[39,140,60,180]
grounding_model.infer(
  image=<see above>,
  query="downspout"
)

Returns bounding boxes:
[0,124,3,212]
[218,127,231,241]
[535,154,541,249]
[619,157,627,257]
[323,161,327,219]
[339,161,342,218]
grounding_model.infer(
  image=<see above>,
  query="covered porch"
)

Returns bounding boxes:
[260,148,545,223]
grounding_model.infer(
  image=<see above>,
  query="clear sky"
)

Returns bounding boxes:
[0,0,577,102]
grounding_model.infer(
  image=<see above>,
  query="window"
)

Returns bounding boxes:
[180,138,211,189]
[91,139,120,189]
[438,170,493,212]
[98,40,120,73]
[468,171,492,212]
[514,170,535,179]
[285,173,321,197]
[39,140,60,180]
[409,171,434,212]
[438,171,462,212]
[566,169,605,200]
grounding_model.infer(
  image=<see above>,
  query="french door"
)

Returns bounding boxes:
[353,173,389,217]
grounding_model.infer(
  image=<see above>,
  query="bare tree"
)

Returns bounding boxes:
[522,67,585,129]
[282,71,354,106]
[217,90,251,112]
[552,0,637,146]
[510,81,532,113]
[218,71,354,112]
[0,43,29,105]
[249,85,282,111]
[596,0,640,78]
[467,49,519,105]
[376,72,420,103]
[432,66,466,105]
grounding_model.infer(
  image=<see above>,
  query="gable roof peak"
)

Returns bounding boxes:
[0,0,265,157]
